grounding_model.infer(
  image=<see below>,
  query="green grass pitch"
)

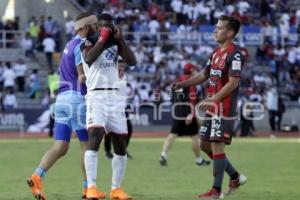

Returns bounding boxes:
[0,138,299,200]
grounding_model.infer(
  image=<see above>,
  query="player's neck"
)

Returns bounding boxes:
[219,40,232,51]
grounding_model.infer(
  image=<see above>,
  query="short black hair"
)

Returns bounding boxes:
[75,12,93,21]
[98,13,114,21]
[219,15,241,37]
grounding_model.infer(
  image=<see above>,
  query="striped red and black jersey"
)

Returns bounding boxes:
[204,43,242,117]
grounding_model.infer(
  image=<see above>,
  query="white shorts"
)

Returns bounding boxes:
[86,90,128,134]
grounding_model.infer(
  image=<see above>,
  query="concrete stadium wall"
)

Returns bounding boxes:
[15,0,80,30]
[253,107,300,131]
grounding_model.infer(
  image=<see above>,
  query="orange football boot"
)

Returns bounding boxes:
[86,185,106,200]
[27,173,46,200]
[110,187,132,200]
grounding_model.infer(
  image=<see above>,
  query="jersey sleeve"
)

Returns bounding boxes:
[228,51,242,77]
[204,53,212,71]
[74,42,82,67]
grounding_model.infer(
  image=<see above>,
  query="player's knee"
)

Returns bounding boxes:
[114,147,126,156]
[111,134,127,156]
[88,128,105,151]
[200,142,210,153]
[53,143,69,157]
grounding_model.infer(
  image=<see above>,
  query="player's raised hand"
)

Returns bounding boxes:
[98,26,112,43]
[113,26,123,41]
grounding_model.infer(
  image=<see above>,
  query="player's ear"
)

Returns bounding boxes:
[228,30,234,38]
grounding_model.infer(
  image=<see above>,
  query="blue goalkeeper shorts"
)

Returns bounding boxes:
[54,91,88,142]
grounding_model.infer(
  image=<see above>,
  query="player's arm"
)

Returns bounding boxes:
[77,64,85,83]
[81,27,111,66]
[74,43,86,83]
[213,77,240,101]
[114,26,137,66]
[177,68,210,88]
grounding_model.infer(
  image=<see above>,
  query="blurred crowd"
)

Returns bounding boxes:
[1,0,300,113]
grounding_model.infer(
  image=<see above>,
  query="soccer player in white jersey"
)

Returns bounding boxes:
[80,13,136,200]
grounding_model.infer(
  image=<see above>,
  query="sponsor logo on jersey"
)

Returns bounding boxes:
[98,62,116,68]
[210,69,222,77]
[232,60,241,70]
[200,126,208,133]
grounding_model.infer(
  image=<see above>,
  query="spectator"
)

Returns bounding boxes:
[1,62,16,92]
[27,69,40,99]
[37,15,46,51]
[21,32,35,58]
[171,0,184,24]
[28,19,40,49]
[42,34,56,68]
[44,16,54,35]
[265,87,280,134]
[64,16,75,41]
[0,62,4,91]
[3,87,17,110]
[47,68,59,98]
[148,18,160,40]
[14,59,27,92]
[279,12,290,44]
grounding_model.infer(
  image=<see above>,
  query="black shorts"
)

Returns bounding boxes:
[199,114,236,145]
[170,118,199,136]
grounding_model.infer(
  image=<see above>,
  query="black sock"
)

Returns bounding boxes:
[213,153,226,192]
[225,158,239,180]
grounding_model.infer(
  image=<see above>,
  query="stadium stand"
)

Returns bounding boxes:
[0,0,299,132]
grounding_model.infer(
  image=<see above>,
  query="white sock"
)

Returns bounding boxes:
[111,154,127,190]
[196,156,203,163]
[84,150,98,187]
[161,151,167,158]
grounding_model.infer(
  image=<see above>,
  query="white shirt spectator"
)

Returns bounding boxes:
[280,13,290,26]
[2,68,16,87]
[42,37,56,53]
[296,9,300,26]
[196,2,211,20]
[138,87,150,102]
[266,88,278,111]
[183,3,199,20]
[3,93,17,108]
[295,45,300,61]
[213,9,225,20]
[171,0,183,13]
[14,63,27,77]
[226,4,235,15]
[237,1,250,15]
[21,37,33,51]
[29,73,38,88]
[65,19,75,35]
[254,74,265,84]
[279,20,290,37]
[288,46,297,64]
[148,19,160,35]
[273,47,286,59]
